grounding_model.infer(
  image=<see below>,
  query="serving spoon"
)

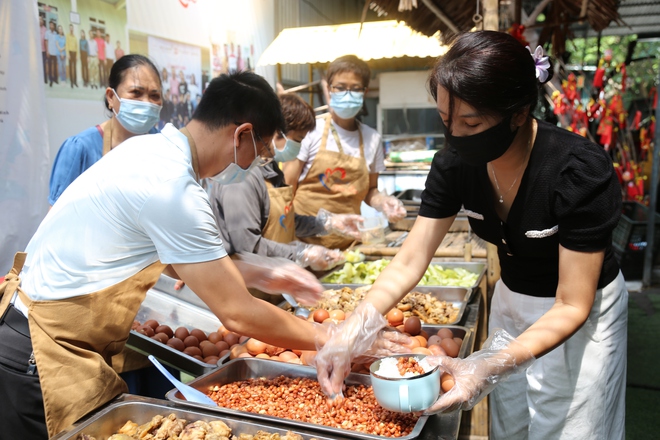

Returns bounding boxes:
[148,355,216,406]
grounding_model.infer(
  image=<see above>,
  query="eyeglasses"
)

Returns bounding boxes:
[330,84,366,98]
[235,121,274,167]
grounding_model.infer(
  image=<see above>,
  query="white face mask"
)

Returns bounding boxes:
[272,134,301,163]
[208,130,259,185]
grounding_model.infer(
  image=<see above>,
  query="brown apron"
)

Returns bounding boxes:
[0,253,165,437]
[293,114,370,249]
[262,181,296,244]
[102,118,113,155]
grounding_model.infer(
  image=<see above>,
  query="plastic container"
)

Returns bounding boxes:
[358,216,386,244]
[612,201,660,252]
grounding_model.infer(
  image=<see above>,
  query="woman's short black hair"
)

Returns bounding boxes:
[192,71,285,139]
[429,31,554,126]
[104,54,162,111]
[326,55,371,88]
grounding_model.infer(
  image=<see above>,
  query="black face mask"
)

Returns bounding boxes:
[441,115,518,166]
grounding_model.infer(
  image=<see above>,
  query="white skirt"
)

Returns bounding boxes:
[488,272,628,440]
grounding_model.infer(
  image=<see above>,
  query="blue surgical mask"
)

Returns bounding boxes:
[330,91,364,119]
[112,89,162,134]
[209,130,259,185]
[272,135,301,163]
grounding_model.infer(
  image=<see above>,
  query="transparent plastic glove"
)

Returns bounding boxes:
[233,252,322,306]
[370,192,406,223]
[316,208,363,239]
[312,302,412,400]
[423,328,536,414]
[294,242,346,271]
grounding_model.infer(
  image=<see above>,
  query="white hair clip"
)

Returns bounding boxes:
[526,45,550,83]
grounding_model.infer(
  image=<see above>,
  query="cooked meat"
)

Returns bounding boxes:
[179,420,212,440]
[208,420,232,437]
[153,414,185,439]
[118,420,139,436]
[136,414,164,438]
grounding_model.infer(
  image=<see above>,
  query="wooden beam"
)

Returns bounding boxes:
[483,0,499,31]
[420,0,460,34]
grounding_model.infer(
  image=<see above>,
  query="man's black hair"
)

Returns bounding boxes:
[193,71,285,139]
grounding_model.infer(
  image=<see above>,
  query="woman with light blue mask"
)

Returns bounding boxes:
[49,54,163,206]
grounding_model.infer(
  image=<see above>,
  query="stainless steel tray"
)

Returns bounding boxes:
[320,260,485,297]
[421,324,470,358]
[166,358,430,440]
[52,394,338,440]
[306,284,470,325]
[127,288,225,376]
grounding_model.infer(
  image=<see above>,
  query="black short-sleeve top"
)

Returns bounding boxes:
[419,119,622,297]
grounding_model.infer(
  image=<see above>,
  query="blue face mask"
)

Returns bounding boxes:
[209,130,259,185]
[330,91,364,119]
[112,89,162,134]
[272,135,301,163]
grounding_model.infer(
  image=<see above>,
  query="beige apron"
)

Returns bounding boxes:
[263,181,295,244]
[0,253,165,437]
[102,118,113,156]
[293,114,370,249]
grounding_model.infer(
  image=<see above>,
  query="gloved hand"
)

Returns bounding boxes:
[423,328,535,414]
[313,302,412,400]
[294,242,346,271]
[233,252,323,306]
[369,192,407,223]
[316,208,363,239]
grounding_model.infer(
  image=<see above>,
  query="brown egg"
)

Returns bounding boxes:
[174,327,190,340]
[246,339,267,356]
[453,337,464,347]
[279,351,299,362]
[406,337,421,349]
[396,324,406,332]
[329,309,346,321]
[412,347,432,356]
[155,325,173,339]
[386,309,404,326]
[437,328,454,340]
[269,355,281,362]
[441,372,455,393]
[428,344,447,356]
[207,332,222,344]
[427,335,443,347]
[223,332,240,347]
[190,329,207,342]
[183,346,202,357]
[403,316,422,336]
[167,337,185,351]
[217,325,230,337]
[285,358,302,364]
[144,319,160,330]
[313,309,330,323]
[219,349,230,357]
[237,352,252,358]
[440,338,460,358]
[214,341,229,352]
[239,335,249,344]
[183,335,200,348]
[201,343,220,358]
[204,356,220,365]
[414,335,428,348]
[137,325,155,337]
[131,320,141,330]
[255,353,270,359]
[152,332,169,344]
[193,355,204,362]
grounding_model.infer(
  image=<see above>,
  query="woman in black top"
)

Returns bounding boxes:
[314,31,627,440]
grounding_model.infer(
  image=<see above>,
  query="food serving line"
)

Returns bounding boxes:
[52,241,487,440]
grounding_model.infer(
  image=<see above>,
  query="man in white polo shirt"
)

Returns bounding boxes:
[0,71,332,439]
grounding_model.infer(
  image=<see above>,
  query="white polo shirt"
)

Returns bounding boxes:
[297,117,386,181]
[18,124,226,307]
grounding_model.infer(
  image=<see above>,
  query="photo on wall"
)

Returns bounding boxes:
[147,36,202,129]
[38,0,127,100]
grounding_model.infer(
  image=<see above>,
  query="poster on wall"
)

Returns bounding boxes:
[211,40,255,79]
[37,0,127,99]
[148,36,201,129]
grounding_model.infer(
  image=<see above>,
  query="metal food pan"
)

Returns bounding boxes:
[127,288,225,376]
[166,358,430,440]
[52,394,337,440]
[320,260,485,295]
[309,284,470,325]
